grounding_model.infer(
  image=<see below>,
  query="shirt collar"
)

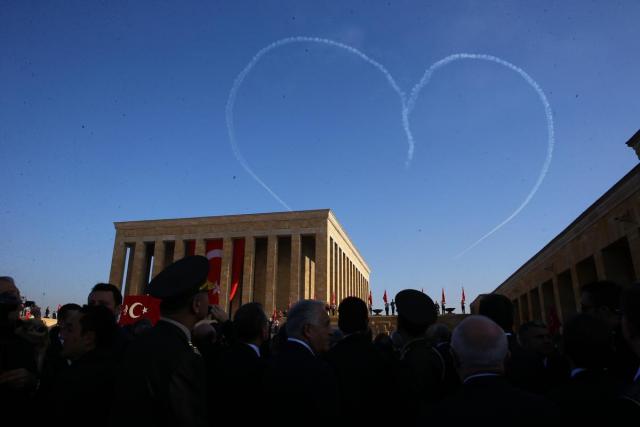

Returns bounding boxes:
[159,317,191,341]
[570,368,587,378]
[463,372,500,384]
[287,338,315,356]
[246,343,261,358]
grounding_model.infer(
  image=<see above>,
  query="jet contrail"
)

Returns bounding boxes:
[404,53,554,258]
[226,38,554,257]
[225,36,408,212]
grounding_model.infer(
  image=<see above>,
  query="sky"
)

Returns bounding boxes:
[1,0,639,311]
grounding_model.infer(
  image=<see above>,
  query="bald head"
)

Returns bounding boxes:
[451,315,508,376]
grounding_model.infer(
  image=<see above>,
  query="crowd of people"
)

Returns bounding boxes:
[1,255,640,426]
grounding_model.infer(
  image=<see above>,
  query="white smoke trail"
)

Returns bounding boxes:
[226,40,554,257]
[404,54,554,259]
[225,36,409,212]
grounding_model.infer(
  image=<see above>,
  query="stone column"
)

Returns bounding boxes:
[264,235,278,313]
[315,232,328,303]
[130,240,147,296]
[173,239,185,261]
[516,294,524,321]
[569,265,582,312]
[536,284,545,321]
[551,275,564,322]
[109,237,126,290]
[340,253,344,298]
[628,229,640,280]
[219,237,233,311]
[241,236,255,304]
[151,239,166,278]
[594,251,607,280]
[195,239,206,256]
[290,233,301,305]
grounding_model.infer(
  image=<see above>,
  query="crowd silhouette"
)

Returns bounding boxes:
[1,256,639,426]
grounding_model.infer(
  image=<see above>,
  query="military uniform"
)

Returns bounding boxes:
[112,256,209,427]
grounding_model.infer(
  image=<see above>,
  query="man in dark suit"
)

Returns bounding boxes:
[425,315,555,426]
[548,313,618,421]
[50,305,118,427]
[479,293,539,389]
[214,302,269,425]
[0,277,38,425]
[112,256,210,427]
[325,297,392,426]
[618,282,640,414]
[581,280,639,386]
[263,299,338,427]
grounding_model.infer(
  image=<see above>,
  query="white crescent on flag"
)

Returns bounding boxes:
[212,281,220,294]
[206,249,223,260]
[129,302,144,319]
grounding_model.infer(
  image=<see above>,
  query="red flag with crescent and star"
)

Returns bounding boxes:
[119,295,161,326]
[461,287,466,304]
[441,288,446,306]
[383,290,388,304]
[228,238,245,302]
[205,240,223,305]
[368,290,372,306]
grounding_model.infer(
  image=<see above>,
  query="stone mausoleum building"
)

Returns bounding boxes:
[471,130,640,328]
[109,209,370,314]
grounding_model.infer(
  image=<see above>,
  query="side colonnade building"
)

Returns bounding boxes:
[108,209,370,314]
[471,130,640,328]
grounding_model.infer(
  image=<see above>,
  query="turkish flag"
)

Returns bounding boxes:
[205,240,223,305]
[229,238,245,302]
[119,295,161,326]
[441,288,446,306]
[368,290,372,305]
[383,290,388,304]
[461,287,466,304]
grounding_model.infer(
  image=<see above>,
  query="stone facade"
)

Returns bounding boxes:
[470,160,640,329]
[109,209,370,315]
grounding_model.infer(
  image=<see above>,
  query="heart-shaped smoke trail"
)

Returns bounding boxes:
[225,36,554,258]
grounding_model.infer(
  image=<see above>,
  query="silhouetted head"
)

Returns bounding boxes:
[478,294,514,333]
[338,297,368,335]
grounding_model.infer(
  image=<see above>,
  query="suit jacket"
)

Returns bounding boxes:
[112,320,207,427]
[615,374,640,417]
[50,349,116,427]
[548,369,618,422]
[0,326,37,424]
[325,332,392,425]
[262,340,338,427]
[213,342,266,425]
[426,374,556,427]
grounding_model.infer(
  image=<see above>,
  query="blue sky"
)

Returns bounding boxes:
[1,0,639,311]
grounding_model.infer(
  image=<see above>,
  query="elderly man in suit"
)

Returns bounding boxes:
[262,299,338,426]
[112,256,210,427]
[425,315,554,426]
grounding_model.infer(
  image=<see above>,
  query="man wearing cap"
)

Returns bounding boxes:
[392,289,446,425]
[112,256,210,427]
